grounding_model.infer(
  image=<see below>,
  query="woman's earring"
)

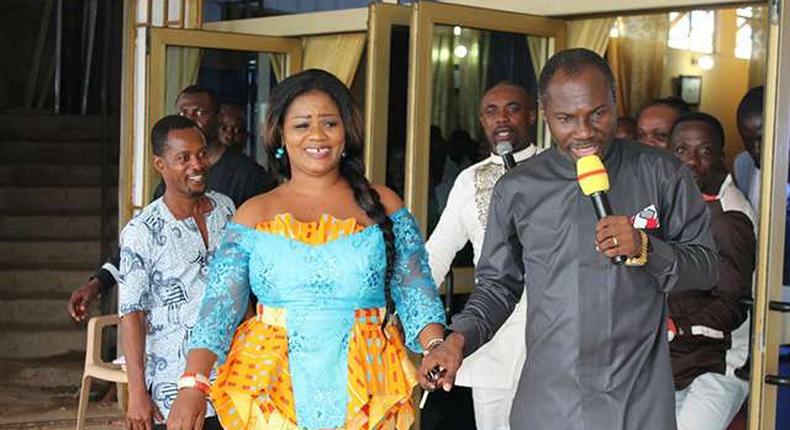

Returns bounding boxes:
[341,151,347,158]
[275,146,285,159]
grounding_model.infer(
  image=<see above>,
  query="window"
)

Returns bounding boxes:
[735,7,754,59]
[668,10,715,53]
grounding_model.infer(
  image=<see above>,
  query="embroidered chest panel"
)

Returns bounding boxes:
[473,162,505,227]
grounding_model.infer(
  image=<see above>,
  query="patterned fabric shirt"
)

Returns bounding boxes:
[118,190,235,421]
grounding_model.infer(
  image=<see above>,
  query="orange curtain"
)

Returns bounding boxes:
[606,15,668,117]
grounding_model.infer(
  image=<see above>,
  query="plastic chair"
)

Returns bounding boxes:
[75,314,128,430]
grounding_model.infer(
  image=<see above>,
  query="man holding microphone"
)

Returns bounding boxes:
[420,48,718,430]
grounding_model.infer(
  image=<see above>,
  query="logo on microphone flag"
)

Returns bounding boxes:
[631,204,660,229]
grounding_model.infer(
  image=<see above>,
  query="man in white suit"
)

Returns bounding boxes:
[426,81,537,430]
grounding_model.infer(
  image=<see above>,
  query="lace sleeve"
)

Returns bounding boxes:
[390,209,447,353]
[188,222,252,363]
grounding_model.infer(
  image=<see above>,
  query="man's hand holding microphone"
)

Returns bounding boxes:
[577,155,645,263]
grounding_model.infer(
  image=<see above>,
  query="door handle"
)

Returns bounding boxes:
[769,300,790,313]
[765,374,790,387]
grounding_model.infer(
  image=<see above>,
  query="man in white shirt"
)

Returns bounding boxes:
[119,115,235,429]
[426,81,537,430]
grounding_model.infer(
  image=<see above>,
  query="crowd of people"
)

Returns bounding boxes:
[66,47,768,430]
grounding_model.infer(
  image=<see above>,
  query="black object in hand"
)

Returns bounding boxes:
[427,365,446,383]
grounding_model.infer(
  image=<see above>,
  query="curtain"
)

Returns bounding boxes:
[458,29,489,142]
[567,18,616,55]
[430,26,489,141]
[302,33,366,87]
[526,36,549,147]
[606,14,668,117]
[269,54,286,83]
[431,27,454,140]
[526,36,548,80]
[748,5,768,89]
[165,46,201,112]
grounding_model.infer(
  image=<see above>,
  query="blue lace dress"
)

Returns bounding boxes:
[189,208,446,429]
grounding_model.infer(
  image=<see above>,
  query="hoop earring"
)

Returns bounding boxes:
[275,146,285,159]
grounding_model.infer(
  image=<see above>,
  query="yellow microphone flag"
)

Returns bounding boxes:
[576,155,610,196]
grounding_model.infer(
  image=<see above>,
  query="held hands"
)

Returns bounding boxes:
[595,216,642,259]
[418,333,464,392]
[167,388,207,430]
[126,389,163,430]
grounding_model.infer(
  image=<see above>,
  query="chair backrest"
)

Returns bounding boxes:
[85,314,121,367]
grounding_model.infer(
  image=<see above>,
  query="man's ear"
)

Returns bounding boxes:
[153,155,166,174]
[529,108,538,126]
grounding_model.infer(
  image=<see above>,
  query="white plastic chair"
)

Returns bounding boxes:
[75,314,128,430]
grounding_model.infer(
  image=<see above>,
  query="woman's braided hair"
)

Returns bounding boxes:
[263,69,397,328]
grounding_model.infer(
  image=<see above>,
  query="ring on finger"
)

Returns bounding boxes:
[611,236,619,247]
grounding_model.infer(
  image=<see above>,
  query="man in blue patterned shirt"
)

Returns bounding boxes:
[119,115,235,429]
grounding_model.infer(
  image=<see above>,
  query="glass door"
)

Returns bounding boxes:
[405,2,566,294]
[748,0,790,428]
[132,28,301,213]
[364,3,412,190]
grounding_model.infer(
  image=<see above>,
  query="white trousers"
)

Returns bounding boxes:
[472,386,518,430]
[675,372,749,430]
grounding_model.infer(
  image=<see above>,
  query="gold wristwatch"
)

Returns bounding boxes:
[625,230,649,266]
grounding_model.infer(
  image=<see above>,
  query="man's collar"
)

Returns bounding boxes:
[702,173,733,202]
[488,144,537,165]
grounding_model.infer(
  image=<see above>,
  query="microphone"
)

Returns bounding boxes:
[576,155,626,265]
[495,142,517,170]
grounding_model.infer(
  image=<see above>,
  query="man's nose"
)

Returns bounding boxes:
[686,151,701,168]
[495,109,511,124]
[192,153,208,170]
[183,111,198,122]
[574,119,594,140]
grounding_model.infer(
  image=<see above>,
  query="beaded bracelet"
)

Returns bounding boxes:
[177,372,211,396]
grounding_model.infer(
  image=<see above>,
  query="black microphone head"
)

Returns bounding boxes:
[495,142,514,156]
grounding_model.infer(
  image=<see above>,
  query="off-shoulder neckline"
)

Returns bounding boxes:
[226,207,409,246]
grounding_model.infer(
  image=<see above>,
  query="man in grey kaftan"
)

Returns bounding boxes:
[419,48,718,430]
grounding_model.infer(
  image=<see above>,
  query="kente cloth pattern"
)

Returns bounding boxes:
[189,209,445,429]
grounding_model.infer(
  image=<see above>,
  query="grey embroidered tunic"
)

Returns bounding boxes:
[450,140,718,430]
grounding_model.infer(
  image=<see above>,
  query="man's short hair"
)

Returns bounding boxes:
[538,48,616,103]
[737,86,764,122]
[670,112,725,153]
[150,115,203,156]
[177,84,219,111]
[638,97,690,119]
[482,81,534,101]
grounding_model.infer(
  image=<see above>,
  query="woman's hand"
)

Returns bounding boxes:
[126,389,163,430]
[167,388,207,430]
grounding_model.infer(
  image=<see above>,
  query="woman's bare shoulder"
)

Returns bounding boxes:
[371,184,404,216]
[233,187,284,227]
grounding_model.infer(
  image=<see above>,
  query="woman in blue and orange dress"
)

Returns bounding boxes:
[166,69,447,430]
